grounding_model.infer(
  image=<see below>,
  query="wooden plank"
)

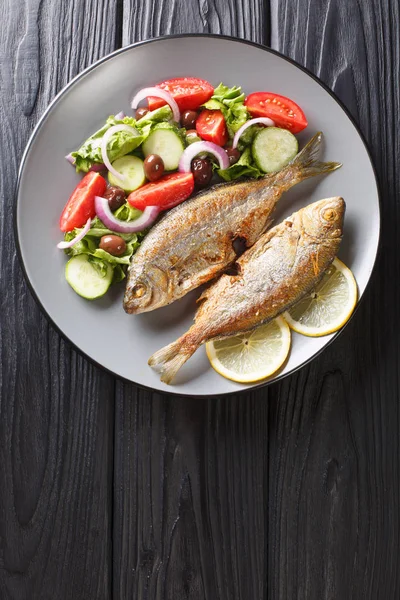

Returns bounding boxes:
[113,3,271,599]
[0,1,118,598]
[269,0,400,597]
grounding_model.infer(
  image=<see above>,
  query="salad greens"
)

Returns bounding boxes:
[218,147,263,181]
[202,83,249,137]
[63,202,146,283]
[72,106,174,173]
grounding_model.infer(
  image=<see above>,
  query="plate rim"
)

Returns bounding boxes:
[14,33,382,398]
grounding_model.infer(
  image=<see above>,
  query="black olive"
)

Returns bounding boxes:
[103,186,126,211]
[99,235,127,256]
[181,110,199,129]
[226,147,241,166]
[191,158,213,188]
[135,107,149,120]
[144,154,165,182]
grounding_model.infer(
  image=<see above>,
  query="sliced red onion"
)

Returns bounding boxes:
[89,162,107,172]
[65,153,75,165]
[232,117,275,149]
[131,87,180,123]
[178,141,230,173]
[115,111,126,120]
[57,217,92,249]
[100,124,139,181]
[94,196,159,233]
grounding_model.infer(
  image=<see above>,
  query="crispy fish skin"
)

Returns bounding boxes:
[149,197,345,384]
[124,132,341,314]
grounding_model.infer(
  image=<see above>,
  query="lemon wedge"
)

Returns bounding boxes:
[206,317,291,383]
[283,258,358,337]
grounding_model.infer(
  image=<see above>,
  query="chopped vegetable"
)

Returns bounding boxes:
[196,110,228,147]
[202,83,250,137]
[101,124,141,179]
[252,127,298,173]
[95,196,159,233]
[232,117,275,149]
[127,172,194,211]
[218,147,263,181]
[108,155,146,192]
[142,124,185,170]
[65,254,114,299]
[59,172,107,232]
[131,87,180,123]
[57,217,92,249]
[147,77,214,111]
[178,140,229,172]
[245,92,308,134]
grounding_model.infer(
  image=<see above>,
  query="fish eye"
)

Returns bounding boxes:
[323,208,336,221]
[131,283,147,298]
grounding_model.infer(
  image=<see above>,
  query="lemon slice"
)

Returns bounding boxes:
[206,317,291,383]
[284,258,358,337]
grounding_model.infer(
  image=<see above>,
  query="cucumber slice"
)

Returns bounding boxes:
[65,255,113,299]
[108,155,146,192]
[252,127,299,173]
[142,128,184,170]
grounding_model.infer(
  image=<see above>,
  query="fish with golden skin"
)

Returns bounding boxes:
[149,197,345,384]
[124,132,341,314]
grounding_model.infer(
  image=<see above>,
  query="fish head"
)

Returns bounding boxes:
[124,264,170,314]
[297,197,345,240]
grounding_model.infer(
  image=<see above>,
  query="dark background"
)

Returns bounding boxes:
[1,0,398,598]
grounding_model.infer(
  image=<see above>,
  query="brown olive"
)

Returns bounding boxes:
[144,154,165,182]
[99,235,127,256]
[103,186,126,211]
[135,107,149,120]
[191,158,213,188]
[181,110,199,129]
[226,147,241,166]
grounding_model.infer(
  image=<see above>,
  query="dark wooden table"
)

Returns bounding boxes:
[1,1,398,598]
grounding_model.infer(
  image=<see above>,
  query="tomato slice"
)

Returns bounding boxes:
[147,77,214,112]
[60,172,107,232]
[196,110,228,146]
[244,92,308,134]
[127,172,194,211]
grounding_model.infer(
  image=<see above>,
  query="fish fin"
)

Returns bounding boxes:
[148,336,198,384]
[282,132,342,185]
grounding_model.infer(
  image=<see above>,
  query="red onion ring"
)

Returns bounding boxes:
[57,217,92,249]
[100,124,139,181]
[65,153,75,165]
[178,141,230,173]
[232,117,275,149]
[131,87,180,123]
[94,196,159,233]
[115,111,126,120]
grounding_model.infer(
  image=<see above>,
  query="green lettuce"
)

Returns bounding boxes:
[218,147,263,181]
[71,106,177,172]
[71,115,144,172]
[63,202,146,283]
[202,83,250,138]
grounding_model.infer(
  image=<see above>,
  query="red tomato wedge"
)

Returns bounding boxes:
[127,173,194,211]
[196,110,228,147]
[60,172,107,232]
[147,77,214,111]
[245,92,308,134]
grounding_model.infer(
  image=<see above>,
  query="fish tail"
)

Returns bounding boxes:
[284,132,342,185]
[148,333,198,384]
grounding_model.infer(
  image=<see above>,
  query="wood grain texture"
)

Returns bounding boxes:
[0,1,118,598]
[269,0,400,597]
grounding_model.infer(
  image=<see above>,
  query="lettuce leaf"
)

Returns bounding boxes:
[202,83,250,138]
[63,201,146,284]
[218,147,263,181]
[71,115,144,172]
[71,106,176,172]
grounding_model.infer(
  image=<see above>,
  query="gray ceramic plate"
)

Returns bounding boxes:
[16,35,380,396]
